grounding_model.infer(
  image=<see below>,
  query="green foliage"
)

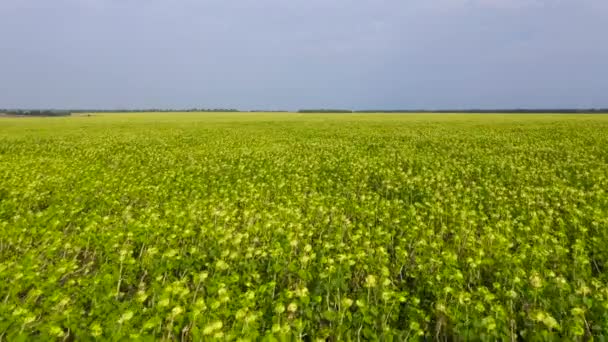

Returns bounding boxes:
[1,113,608,340]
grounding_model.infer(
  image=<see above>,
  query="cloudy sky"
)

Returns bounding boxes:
[0,0,606,110]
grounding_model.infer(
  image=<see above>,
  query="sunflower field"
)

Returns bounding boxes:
[1,113,607,340]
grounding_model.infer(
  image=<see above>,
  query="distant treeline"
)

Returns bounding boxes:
[250,110,290,113]
[354,109,608,113]
[3,108,608,115]
[2,109,241,114]
[297,109,608,113]
[298,109,354,113]
[0,110,71,117]
[69,108,240,113]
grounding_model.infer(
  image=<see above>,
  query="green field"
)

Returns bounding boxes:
[1,113,608,340]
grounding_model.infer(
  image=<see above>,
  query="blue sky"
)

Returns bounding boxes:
[1,0,606,110]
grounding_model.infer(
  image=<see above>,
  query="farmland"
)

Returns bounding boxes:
[1,113,608,340]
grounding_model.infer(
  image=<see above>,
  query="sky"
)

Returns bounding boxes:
[0,0,607,110]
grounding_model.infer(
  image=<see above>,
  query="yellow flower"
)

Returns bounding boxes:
[90,323,102,337]
[136,290,148,303]
[341,297,353,308]
[171,306,184,317]
[245,313,257,324]
[529,274,543,289]
[118,311,134,324]
[50,326,64,337]
[202,320,223,335]
[365,275,377,287]
[235,309,247,320]
[571,307,585,316]
[295,286,309,298]
[216,260,229,271]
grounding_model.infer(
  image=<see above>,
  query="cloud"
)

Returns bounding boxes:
[471,0,545,9]
[418,0,583,11]
[0,0,606,109]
